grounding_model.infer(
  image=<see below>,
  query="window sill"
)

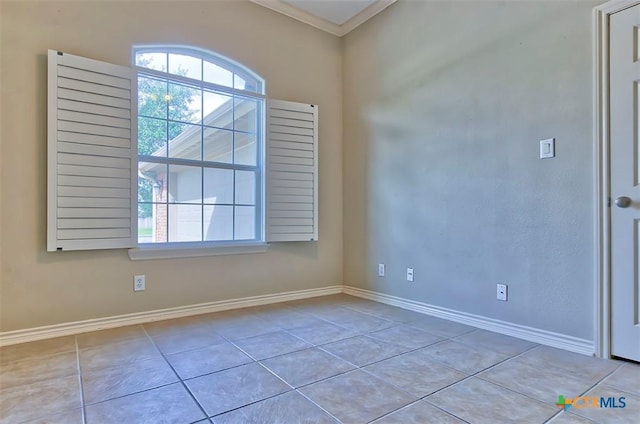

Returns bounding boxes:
[128,241,269,261]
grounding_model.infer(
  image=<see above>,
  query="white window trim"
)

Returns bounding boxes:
[128,241,269,261]
[133,46,266,250]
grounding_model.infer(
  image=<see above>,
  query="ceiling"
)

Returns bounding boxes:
[282,0,377,26]
[250,0,397,37]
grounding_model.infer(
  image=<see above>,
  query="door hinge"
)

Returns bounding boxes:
[608,197,611,207]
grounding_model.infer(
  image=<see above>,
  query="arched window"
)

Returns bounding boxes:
[134,46,264,94]
[133,46,265,244]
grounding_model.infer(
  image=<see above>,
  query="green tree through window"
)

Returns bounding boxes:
[134,47,264,243]
[137,57,196,219]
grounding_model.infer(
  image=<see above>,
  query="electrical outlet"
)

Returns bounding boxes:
[134,275,145,292]
[540,138,555,159]
[406,268,414,282]
[497,283,507,301]
[378,263,385,277]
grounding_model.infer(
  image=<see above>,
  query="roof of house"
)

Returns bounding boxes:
[140,97,257,176]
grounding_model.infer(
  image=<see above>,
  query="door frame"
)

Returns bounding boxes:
[593,0,639,359]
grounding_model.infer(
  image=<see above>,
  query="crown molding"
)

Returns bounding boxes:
[250,0,397,37]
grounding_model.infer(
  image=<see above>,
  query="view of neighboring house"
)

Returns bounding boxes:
[139,89,260,243]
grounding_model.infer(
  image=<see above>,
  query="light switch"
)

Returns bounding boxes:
[540,138,555,159]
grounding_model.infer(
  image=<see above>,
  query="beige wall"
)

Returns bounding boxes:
[343,0,599,340]
[0,0,343,331]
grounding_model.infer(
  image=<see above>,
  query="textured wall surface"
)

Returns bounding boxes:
[343,0,599,340]
[0,0,343,331]
[1,0,602,340]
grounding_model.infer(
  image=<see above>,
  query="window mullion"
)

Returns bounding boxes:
[164,77,170,242]
[136,67,264,100]
[139,155,257,171]
[200,83,205,243]
[232,95,236,241]
[135,47,264,246]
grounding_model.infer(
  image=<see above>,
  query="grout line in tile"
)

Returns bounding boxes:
[423,389,489,423]
[207,322,285,345]
[82,311,542,423]
[81,380,180,407]
[252,340,361,391]
[542,411,566,423]
[591,361,626,386]
[260,337,456,406]
[0,347,79,369]
[573,360,627,397]
[143,318,331,420]
[273,360,355,391]
[350,317,486,423]
[468,374,566,419]
[474,344,627,423]
[177,361,256,383]
[565,412,601,423]
[542,408,602,424]
[357,352,466,391]
[341,303,406,318]
[76,336,168,379]
[294,388,345,424]
[598,382,640,398]
[389,342,544,423]
[449,333,539,357]
[315,335,453,371]
[361,366,467,422]
[78,329,183,406]
[314,343,392,370]
[287,313,365,333]
[255,360,295,390]
[474,355,603,404]
[340,301,480,334]
[12,296,625,424]
[515,344,623,377]
[227,330,314,362]
[426,344,604,423]
[204,388,297,421]
[281,319,484,397]
[75,336,88,424]
[226,340,261,362]
[366,396,473,424]
[140,325,211,421]
[281,324,350,343]
[316,300,484,423]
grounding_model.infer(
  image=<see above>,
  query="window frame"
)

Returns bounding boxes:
[132,45,267,251]
[47,49,317,258]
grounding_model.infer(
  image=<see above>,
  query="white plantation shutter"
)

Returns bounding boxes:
[266,100,318,242]
[47,50,137,251]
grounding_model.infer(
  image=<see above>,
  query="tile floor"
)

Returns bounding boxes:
[0,294,638,424]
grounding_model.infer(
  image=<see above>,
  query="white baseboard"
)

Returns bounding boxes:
[0,284,596,357]
[0,285,342,347]
[343,286,595,356]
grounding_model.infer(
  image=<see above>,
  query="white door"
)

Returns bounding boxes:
[611,3,640,362]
